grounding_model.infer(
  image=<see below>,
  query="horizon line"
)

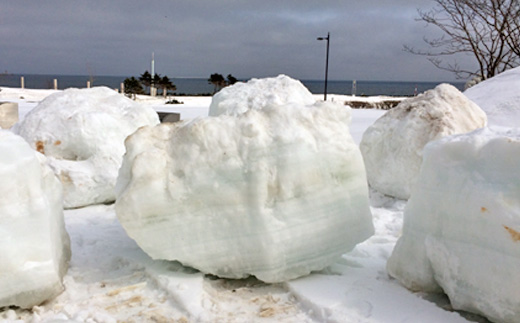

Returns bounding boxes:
[1,72,465,84]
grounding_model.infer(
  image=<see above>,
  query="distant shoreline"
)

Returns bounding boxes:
[0,74,465,96]
[0,72,462,84]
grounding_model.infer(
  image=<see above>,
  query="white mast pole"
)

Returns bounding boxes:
[151,52,155,96]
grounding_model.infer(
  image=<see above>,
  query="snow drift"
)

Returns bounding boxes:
[13,87,160,208]
[465,66,520,128]
[387,127,520,323]
[359,84,486,199]
[0,130,70,309]
[116,76,373,283]
[208,74,315,117]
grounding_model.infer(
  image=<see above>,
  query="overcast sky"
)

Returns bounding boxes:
[0,1,474,82]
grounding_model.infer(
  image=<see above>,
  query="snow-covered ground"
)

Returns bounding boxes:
[0,87,490,322]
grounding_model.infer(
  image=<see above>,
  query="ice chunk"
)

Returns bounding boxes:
[387,127,520,323]
[13,87,160,208]
[115,101,374,283]
[359,84,486,199]
[0,130,70,309]
[465,66,520,128]
[208,74,315,116]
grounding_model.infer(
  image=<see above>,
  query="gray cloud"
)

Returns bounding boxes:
[0,0,472,81]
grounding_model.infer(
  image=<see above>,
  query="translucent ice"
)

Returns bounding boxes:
[13,87,159,208]
[360,84,486,199]
[116,82,373,282]
[0,130,70,308]
[208,74,315,117]
[387,127,520,323]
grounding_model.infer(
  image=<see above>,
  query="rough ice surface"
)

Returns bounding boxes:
[0,130,71,309]
[116,97,374,283]
[208,74,315,117]
[13,87,160,208]
[359,84,486,199]
[465,66,520,128]
[387,127,520,323]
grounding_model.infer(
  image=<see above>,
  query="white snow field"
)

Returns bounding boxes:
[465,66,520,128]
[0,130,70,309]
[360,84,487,200]
[12,87,160,209]
[115,76,374,283]
[1,79,510,322]
[387,127,520,323]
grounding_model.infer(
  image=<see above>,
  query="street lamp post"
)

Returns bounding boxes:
[317,32,330,101]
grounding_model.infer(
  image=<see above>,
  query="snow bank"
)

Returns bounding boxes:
[13,87,160,208]
[0,86,59,102]
[360,84,486,199]
[0,130,70,309]
[208,74,315,116]
[387,127,520,323]
[465,66,520,128]
[116,98,373,282]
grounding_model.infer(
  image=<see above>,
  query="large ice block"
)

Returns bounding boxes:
[13,87,159,208]
[387,127,520,323]
[116,99,374,283]
[360,84,486,199]
[0,130,70,308]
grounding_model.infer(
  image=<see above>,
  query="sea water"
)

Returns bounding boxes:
[0,74,465,96]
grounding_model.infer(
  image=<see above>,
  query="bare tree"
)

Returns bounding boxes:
[406,0,520,80]
[502,1,520,56]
